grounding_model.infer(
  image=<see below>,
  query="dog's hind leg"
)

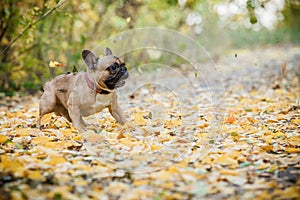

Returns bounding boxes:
[55,104,72,122]
[39,83,56,129]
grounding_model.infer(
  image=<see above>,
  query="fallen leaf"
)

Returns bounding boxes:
[292,118,300,125]
[226,116,236,124]
[0,135,8,143]
[117,132,126,139]
[285,147,300,153]
[82,130,105,143]
[260,145,273,152]
[47,155,67,165]
[225,175,247,186]
[274,186,299,198]
[133,112,147,126]
[6,111,14,119]
[49,60,65,68]
[133,179,148,186]
[214,156,238,166]
[280,63,286,77]
[27,170,46,181]
[218,170,239,176]
[32,136,53,145]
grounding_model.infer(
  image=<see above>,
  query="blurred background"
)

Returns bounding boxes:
[0,0,299,96]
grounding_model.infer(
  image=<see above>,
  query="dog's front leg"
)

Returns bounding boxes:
[80,118,88,127]
[108,93,126,125]
[109,104,126,125]
[68,106,86,131]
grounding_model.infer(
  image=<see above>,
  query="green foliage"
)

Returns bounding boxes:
[0,0,299,95]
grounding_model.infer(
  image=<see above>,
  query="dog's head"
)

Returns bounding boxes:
[82,48,129,91]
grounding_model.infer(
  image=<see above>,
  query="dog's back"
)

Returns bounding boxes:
[45,72,78,91]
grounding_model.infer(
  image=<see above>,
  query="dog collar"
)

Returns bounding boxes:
[84,73,109,94]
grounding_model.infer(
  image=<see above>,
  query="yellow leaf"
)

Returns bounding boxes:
[117,132,126,139]
[44,141,65,150]
[287,136,300,146]
[278,186,300,198]
[265,135,273,144]
[214,156,238,166]
[72,135,82,141]
[133,180,148,186]
[244,179,276,189]
[272,131,285,138]
[15,128,31,136]
[267,118,278,123]
[151,171,172,181]
[40,113,53,125]
[286,147,300,153]
[257,163,271,170]
[198,122,209,129]
[268,165,278,172]
[119,138,132,146]
[49,60,65,68]
[82,131,104,143]
[47,155,66,165]
[260,145,273,152]
[167,166,179,173]
[151,144,162,151]
[219,169,239,176]
[164,119,182,128]
[134,112,147,126]
[32,136,52,145]
[0,135,8,143]
[247,117,257,123]
[16,111,28,119]
[162,182,175,190]
[292,118,300,125]
[164,193,183,199]
[27,170,46,181]
[74,179,88,186]
[202,156,213,164]
[0,155,25,177]
[256,190,273,199]
[6,111,14,119]
[264,131,273,136]
[62,129,73,137]
[64,141,82,149]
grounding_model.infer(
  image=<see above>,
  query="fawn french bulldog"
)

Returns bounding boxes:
[39,48,129,131]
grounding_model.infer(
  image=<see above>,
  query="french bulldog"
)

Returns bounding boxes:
[39,48,129,131]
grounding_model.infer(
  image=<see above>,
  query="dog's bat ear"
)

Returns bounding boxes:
[82,50,99,70]
[105,47,112,56]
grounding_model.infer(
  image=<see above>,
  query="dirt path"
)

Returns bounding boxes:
[0,45,299,199]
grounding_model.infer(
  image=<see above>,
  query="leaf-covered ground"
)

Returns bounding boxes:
[0,46,299,200]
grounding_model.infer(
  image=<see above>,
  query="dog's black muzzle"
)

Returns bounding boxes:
[105,63,129,90]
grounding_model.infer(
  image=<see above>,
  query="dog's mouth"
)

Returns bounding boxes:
[115,72,129,88]
[104,70,129,90]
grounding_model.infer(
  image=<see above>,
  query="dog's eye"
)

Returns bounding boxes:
[111,65,117,70]
[109,63,119,71]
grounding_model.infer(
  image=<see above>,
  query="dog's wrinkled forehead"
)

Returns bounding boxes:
[97,55,124,70]
[82,48,124,71]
